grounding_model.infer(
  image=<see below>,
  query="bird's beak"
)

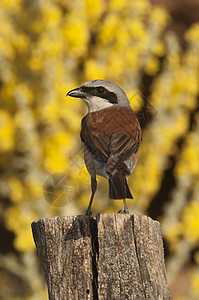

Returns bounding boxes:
[66,87,86,99]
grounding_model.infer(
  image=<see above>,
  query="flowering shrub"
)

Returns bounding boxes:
[0,0,198,298]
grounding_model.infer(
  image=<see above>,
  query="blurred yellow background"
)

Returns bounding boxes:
[0,0,199,299]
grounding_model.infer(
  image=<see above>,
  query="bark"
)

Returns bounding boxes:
[31,213,170,300]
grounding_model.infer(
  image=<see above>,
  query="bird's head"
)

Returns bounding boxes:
[66,80,130,112]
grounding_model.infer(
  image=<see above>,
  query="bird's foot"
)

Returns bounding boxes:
[121,199,129,214]
[118,209,129,214]
[85,209,92,217]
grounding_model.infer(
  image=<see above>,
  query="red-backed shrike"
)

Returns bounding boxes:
[67,80,141,215]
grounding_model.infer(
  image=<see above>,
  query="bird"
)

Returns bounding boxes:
[66,80,142,216]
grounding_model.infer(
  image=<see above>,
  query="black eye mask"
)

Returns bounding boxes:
[81,86,118,104]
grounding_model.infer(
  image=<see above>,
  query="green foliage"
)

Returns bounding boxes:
[0,0,198,298]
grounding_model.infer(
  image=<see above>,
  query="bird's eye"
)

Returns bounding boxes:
[96,86,105,94]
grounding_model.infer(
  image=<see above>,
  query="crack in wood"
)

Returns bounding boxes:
[132,215,148,299]
[90,218,99,300]
[32,214,171,300]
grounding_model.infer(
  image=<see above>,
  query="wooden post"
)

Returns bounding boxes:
[31,213,171,300]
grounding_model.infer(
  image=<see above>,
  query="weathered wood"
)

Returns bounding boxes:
[31,215,96,299]
[31,213,170,300]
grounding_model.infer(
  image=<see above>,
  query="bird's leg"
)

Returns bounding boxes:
[85,177,97,216]
[118,199,129,214]
[123,198,129,214]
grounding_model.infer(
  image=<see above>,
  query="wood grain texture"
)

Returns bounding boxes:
[31,214,170,300]
[32,216,96,300]
[96,214,170,300]
[97,213,146,299]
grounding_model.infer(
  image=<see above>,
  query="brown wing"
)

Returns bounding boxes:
[81,115,110,161]
[80,108,141,172]
[106,129,141,175]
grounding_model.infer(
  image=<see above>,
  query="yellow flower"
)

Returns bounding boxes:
[84,0,103,23]
[14,84,33,104]
[185,23,199,43]
[5,206,37,251]
[150,6,170,28]
[131,0,151,15]
[0,110,14,151]
[27,178,43,200]
[108,56,124,78]
[28,56,42,71]
[182,201,199,243]
[43,132,70,173]
[14,228,35,252]
[175,131,199,177]
[9,178,24,203]
[12,34,29,52]
[42,3,61,28]
[152,41,165,56]
[190,270,199,297]
[128,89,143,112]
[85,59,106,80]
[62,19,88,57]
[194,251,199,265]
[42,101,60,123]
[128,20,145,39]
[99,14,119,44]
[144,57,159,75]
[0,0,20,10]
[164,223,182,251]
[109,0,126,10]
[185,74,198,95]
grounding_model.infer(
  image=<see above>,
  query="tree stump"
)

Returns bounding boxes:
[31,213,171,300]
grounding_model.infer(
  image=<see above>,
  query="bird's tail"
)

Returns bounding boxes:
[109,172,133,199]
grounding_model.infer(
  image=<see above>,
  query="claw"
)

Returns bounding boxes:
[85,209,92,217]
[118,209,125,214]
[117,209,129,214]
